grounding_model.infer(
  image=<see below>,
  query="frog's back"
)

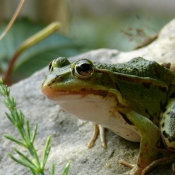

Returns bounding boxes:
[95,57,175,125]
[95,57,175,85]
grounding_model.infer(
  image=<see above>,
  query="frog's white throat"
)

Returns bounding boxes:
[56,93,140,142]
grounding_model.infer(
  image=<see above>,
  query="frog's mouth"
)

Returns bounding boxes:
[42,86,111,101]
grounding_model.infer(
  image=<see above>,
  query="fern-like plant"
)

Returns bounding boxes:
[0,79,70,175]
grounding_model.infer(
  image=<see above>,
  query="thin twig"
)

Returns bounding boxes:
[0,0,25,40]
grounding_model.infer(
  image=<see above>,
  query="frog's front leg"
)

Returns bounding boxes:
[119,110,160,175]
[160,98,175,173]
[87,123,107,148]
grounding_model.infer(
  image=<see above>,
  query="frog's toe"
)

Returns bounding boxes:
[172,162,175,174]
[119,159,144,175]
[87,123,107,148]
[119,159,135,168]
[141,154,175,175]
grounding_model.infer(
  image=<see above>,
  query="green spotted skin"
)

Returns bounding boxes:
[95,57,175,126]
[160,99,175,151]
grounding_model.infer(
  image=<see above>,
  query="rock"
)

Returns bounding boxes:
[1,19,175,175]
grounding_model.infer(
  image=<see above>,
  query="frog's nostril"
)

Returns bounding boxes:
[42,75,62,87]
[55,75,61,80]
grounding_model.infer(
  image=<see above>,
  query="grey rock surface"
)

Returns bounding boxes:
[1,19,175,175]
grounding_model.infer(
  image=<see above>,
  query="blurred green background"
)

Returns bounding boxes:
[0,0,174,83]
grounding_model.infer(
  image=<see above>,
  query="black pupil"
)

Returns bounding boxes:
[77,63,92,75]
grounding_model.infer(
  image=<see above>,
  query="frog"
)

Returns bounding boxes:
[41,57,175,175]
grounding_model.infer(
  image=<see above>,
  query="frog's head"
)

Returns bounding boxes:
[41,57,122,103]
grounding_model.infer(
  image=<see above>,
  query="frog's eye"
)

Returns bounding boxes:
[74,59,94,78]
[48,57,70,73]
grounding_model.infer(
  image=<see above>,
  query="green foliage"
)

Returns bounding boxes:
[0,79,70,175]
[0,18,84,82]
[61,161,71,175]
[70,14,171,51]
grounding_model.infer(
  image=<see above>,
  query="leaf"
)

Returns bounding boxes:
[61,161,71,175]
[13,33,83,81]
[0,18,84,82]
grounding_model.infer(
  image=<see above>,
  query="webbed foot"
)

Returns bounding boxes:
[119,159,143,175]
[119,153,175,175]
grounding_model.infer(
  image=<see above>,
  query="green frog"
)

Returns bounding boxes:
[41,57,175,175]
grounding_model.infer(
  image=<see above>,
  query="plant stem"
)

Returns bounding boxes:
[3,22,60,85]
